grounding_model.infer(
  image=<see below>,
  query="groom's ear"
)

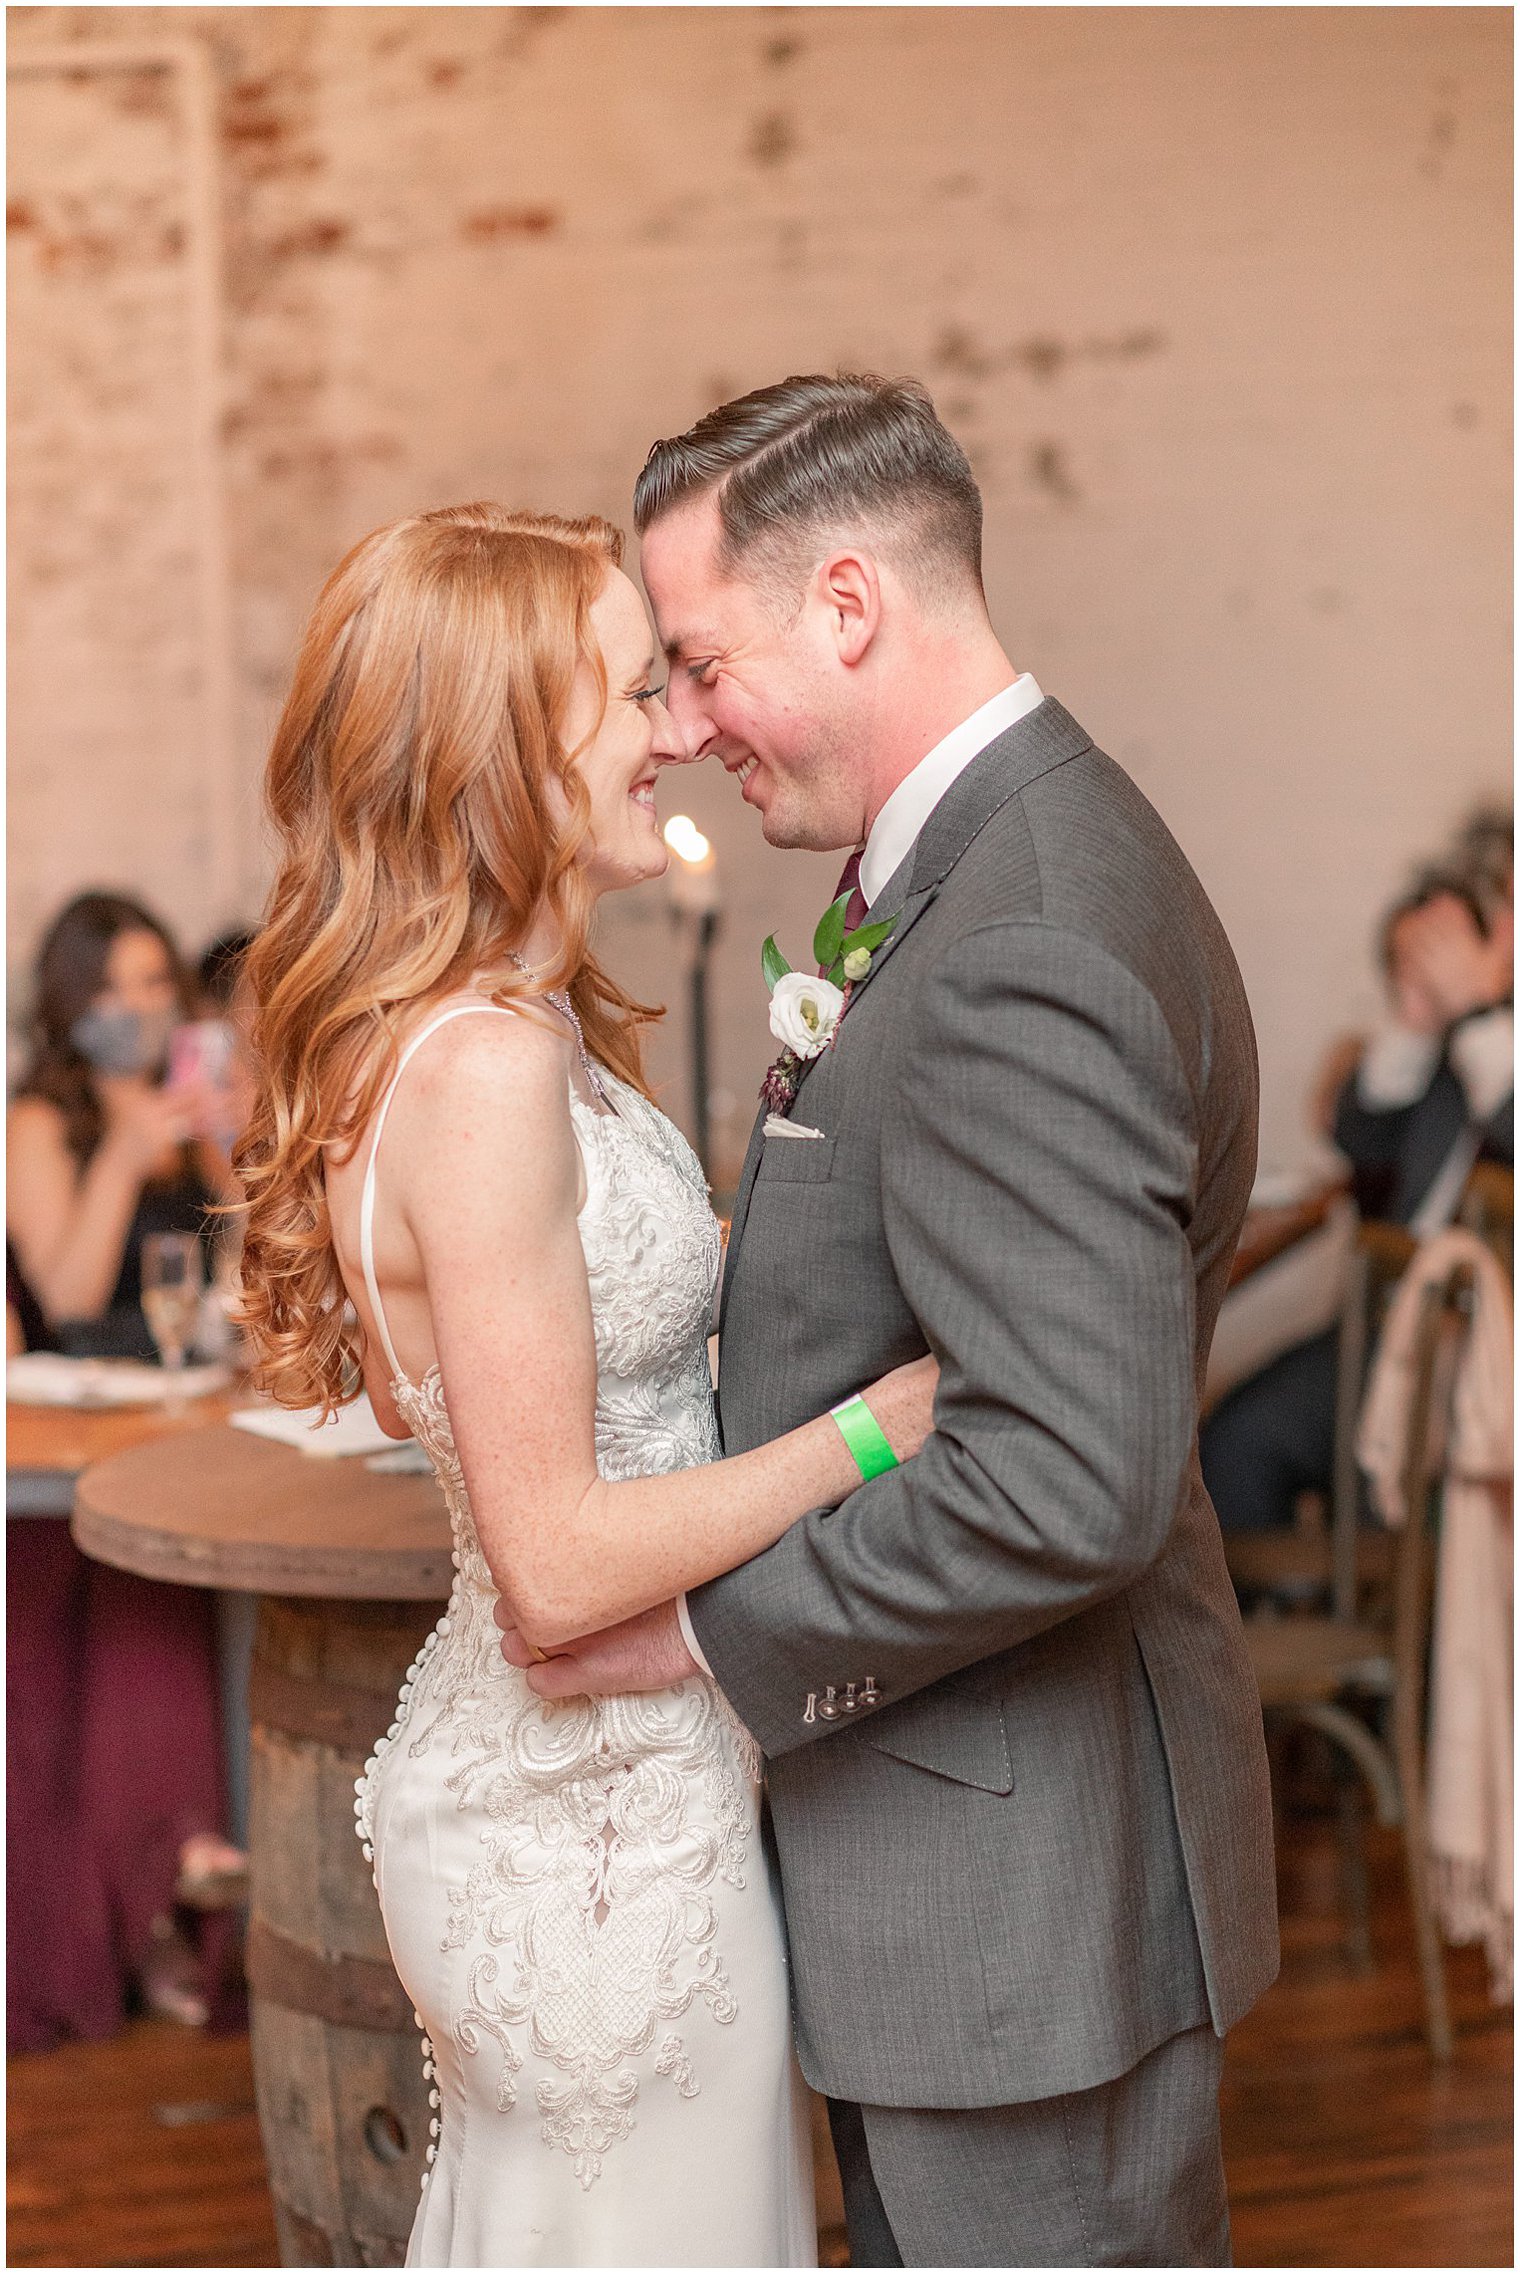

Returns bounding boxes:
[815,547,881,669]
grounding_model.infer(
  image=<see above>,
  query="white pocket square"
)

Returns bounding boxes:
[763,1114,826,1141]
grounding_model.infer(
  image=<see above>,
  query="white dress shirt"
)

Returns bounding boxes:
[858,673,1046,906]
[676,671,1047,1682]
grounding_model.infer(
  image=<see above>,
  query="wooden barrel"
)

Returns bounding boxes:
[247,1594,444,2268]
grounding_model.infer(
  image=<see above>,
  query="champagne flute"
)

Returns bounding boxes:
[141,1232,204,1413]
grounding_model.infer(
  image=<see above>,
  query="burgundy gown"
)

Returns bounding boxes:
[7,1527,229,2048]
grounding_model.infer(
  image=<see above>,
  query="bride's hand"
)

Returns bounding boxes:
[853,1352,939,1468]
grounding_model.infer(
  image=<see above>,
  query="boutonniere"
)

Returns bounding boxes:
[758,891,898,1114]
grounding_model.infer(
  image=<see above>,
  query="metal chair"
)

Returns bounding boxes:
[1242,1249,1476,2060]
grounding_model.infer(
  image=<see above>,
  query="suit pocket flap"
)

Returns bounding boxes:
[860,1684,1014,1794]
[755,1131,837,1184]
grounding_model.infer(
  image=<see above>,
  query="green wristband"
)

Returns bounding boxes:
[831,1393,900,1481]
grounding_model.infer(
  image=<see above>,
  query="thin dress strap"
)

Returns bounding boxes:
[359,1004,522,1385]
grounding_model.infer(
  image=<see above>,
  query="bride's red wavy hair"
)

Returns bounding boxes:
[236,502,660,1414]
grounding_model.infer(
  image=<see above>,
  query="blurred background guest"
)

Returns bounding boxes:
[6,890,246,2050]
[6,893,240,1359]
[1334,874,1513,1234]
[1203,815,1512,1538]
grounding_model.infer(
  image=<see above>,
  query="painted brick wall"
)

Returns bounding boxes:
[9,56,213,959]
[8,6,1510,1185]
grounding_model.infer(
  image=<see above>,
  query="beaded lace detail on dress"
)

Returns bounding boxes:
[351,1017,757,2188]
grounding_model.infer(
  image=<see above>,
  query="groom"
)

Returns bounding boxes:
[500,373,1278,2265]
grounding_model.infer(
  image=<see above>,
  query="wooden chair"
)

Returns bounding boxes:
[1458,1160,1513,1275]
[1244,1252,1476,2059]
[1224,1224,1413,1611]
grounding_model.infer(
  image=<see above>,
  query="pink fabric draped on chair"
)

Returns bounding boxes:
[1357,1225,1513,2004]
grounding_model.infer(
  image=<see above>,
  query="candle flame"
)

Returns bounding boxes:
[663,815,712,866]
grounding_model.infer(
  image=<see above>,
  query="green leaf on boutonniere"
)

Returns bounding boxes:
[811,891,854,976]
[822,914,899,987]
[761,934,792,996]
[841,917,897,958]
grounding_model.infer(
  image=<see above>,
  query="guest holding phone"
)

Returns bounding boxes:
[7,892,239,1359]
[6,891,245,2049]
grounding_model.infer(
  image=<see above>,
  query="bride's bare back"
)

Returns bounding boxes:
[325,995,589,1439]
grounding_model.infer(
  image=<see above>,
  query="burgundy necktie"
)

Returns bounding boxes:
[822,849,868,974]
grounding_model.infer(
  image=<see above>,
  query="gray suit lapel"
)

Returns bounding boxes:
[718,697,1093,1344]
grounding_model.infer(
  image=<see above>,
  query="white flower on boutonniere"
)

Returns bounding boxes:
[769,971,846,1059]
[757,888,900,1114]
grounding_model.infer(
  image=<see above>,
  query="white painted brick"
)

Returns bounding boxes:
[8,6,1508,1186]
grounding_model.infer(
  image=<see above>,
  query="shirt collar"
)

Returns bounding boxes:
[858,674,1045,907]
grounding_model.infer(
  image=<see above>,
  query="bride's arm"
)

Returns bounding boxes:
[394,1015,931,1652]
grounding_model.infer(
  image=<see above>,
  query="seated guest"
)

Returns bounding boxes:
[1334,875,1512,1231]
[6,891,245,2048]
[1203,862,1512,1536]
[6,892,238,1358]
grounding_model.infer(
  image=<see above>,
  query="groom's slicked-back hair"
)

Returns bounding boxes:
[634,372,985,608]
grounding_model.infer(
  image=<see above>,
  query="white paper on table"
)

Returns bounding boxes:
[6,1353,230,1408]
[363,1440,436,1475]
[230,1389,408,1459]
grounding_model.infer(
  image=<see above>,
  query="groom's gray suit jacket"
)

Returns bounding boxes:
[691,698,1279,2111]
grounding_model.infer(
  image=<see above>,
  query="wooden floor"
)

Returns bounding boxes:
[8,1820,1510,2270]
[7,2020,277,2269]
[1221,1820,1511,2270]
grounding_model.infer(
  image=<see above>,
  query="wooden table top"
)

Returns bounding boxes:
[72,1424,451,1600]
[7,1389,241,1477]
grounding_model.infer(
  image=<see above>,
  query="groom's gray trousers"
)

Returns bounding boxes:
[691,701,1277,2268]
[826,2023,1229,2267]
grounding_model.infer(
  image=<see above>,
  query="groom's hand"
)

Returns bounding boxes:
[494,1598,698,1697]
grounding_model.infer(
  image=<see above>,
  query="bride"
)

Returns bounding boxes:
[235,504,935,2268]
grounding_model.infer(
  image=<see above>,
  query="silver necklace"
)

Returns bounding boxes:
[505,951,612,1106]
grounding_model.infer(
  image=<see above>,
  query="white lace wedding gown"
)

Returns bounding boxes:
[350,1005,815,2268]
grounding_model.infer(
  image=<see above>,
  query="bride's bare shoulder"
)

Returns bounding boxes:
[389,1002,572,1135]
